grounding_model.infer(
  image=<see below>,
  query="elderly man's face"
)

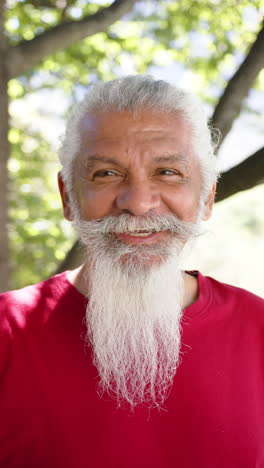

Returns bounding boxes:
[58,109,215,407]
[60,110,214,235]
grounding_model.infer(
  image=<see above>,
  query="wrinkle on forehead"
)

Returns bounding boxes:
[81,126,182,146]
[80,135,191,155]
[80,110,189,140]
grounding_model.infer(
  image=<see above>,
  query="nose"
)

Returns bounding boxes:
[115,180,161,216]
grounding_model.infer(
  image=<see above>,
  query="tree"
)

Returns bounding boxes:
[0,0,263,291]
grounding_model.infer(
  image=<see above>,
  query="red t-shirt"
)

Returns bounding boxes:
[0,271,264,468]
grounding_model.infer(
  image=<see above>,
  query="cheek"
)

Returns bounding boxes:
[163,184,201,221]
[78,185,116,219]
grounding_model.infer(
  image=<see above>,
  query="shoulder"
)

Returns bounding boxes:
[204,274,264,307]
[0,272,80,372]
[198,273,264,327]
[0,272,86,378]
[0,272,72,331]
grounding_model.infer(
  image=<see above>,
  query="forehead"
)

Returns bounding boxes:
[79,110,193,154]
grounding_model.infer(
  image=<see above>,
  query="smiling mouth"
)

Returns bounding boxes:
[113,230,168,244]
[125,230,156,237]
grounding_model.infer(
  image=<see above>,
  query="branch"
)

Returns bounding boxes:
[7,0,137,78]
[212,22,264,145]
[215,146,264,202]
[25,0,59,7]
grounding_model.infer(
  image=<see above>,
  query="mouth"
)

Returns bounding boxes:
[114,230,168,245]
[125,230,156,237]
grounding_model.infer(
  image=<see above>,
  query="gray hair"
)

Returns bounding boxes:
[59,75,219,202]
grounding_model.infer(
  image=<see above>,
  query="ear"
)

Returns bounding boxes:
[202,183,216,221]
[57,172,73,221]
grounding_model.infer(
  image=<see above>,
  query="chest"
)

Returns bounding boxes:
[2,320,264,468]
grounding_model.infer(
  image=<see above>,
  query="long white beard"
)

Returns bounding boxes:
[73,213,201,408]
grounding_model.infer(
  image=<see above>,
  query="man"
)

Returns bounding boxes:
[1,75,264,468]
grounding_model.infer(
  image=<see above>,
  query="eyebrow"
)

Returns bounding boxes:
[84,155,122,171]
[84,153,188,171]
[153,153,188,164]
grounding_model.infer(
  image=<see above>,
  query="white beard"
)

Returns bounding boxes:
[72,213,201,408]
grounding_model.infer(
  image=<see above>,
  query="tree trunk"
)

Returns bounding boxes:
[211,22,264,144]
[0,0,10,292]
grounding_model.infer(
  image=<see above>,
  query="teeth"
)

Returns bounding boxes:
[127,231,154,237]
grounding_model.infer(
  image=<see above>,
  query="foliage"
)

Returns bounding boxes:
[8,125,75,289]
[6,0,263,100]
[142,0,264,102]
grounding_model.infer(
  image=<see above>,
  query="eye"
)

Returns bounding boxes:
[93,170,119,179]
[158,168,181,176]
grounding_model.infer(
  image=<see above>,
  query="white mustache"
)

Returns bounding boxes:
[73,212,201,242]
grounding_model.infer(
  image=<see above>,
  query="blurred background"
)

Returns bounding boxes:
[1,0,263,296]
